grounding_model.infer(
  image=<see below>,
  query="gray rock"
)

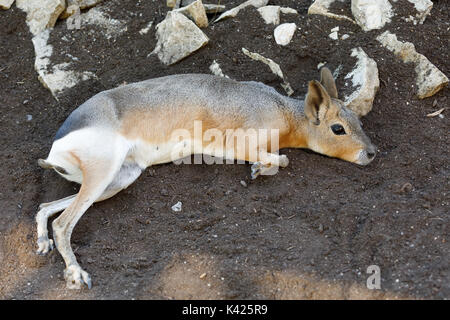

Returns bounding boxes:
[280,7,298,15]
[214,0,268,23]
[203,4,226,14]
[377,31,448,99]
[174,0,208,28]
[242,48,293,96]
[32,30,96,99]
[308,0,355,23]
[257,5,280,25]
[404,0,433,25]
[152,11,209,65]
[351,0,393,31]
[0,0,14,10]
[343,48,380,117]
[16,0,66,36]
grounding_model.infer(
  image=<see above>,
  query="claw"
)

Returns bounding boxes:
[279,155,289,168]
[251,162,262,179]
[64,265,92,290]
[36,236,54,255]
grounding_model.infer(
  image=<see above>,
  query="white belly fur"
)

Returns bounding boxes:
[128,138,208,168]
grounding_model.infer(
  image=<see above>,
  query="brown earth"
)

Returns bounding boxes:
[0,0,448,299]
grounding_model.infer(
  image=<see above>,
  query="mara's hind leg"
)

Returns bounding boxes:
[36,195,75,255]
[51,156,123,290]
[35,162,142,256]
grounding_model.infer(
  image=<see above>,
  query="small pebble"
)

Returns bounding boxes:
[171,201,182,212]
[329,31,338,40]
[240,180,247,187]
[318,224,324,233]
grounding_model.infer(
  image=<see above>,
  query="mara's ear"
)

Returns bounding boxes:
[304,80,331,125]
[319,67,338,99]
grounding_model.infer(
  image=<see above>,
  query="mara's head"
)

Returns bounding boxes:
[303,67,377,165]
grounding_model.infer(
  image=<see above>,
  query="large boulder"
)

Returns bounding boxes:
[214,0,268,23]
[351,0,393,31]
[174,0,208,28]
[16,0,66,36]
[242,48,294,96]
[404,0,433,25]
[377,31,448,99]
[343,48,380,117]
[308,0,355,23]
[0,0,14,10]
[152,11,209,65]
[32,30,96,98]
[257,6,280,25]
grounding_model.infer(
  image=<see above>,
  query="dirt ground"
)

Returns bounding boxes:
[0,0,448,300]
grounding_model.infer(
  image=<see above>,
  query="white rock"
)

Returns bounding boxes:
[344,48,379,117]
[171,201,182,212]
[331,26,339,32]
[60,0,103,19]
[214,0,268,23]
[209,60,229,78]
[0,0,14,10]
[32,30,96,98]
[406,0,433,24]
[377,31,449,99]
[167,0,177,8]
[341,34,350,40]
[329,31,338,40]
[174,0,208,28]
[242,48,294,96]
[181,0,195,5]
[139,21,153,35]
[351,0,393,31]
[203,4,226,14]
[274,23,296,46]
[308,0,355,23]
[152,11,209,65]
[16,0,66,36]
[280,7,298,15]
[257,5,280,25]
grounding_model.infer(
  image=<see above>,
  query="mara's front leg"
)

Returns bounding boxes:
[203,140,289,179]
[249,151,289,179]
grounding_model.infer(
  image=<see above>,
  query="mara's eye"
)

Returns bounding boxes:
[331,124,346,135]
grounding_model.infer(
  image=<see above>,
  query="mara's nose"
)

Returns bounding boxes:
[367,145,377,160]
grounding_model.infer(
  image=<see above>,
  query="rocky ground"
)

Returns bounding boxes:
[0,0,448,299]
